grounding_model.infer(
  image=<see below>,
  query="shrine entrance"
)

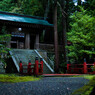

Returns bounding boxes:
[11,32,25,49]
[9,27,39,50]
[0,11,53,50]
[0,11,54,74]
[30,34,36,49]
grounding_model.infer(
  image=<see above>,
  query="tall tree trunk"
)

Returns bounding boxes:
[65,0,69,32]
[42,0,50,42]
[62,0,68,63]
[54,0,59,73]
[78,0,81,11]
[44,0,50,20]
[78,0,81,5]
[17,0,22,8]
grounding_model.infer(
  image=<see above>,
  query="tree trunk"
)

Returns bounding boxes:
[65,0,69,32]
[62,0,68,63]
[78,0,81,11]
[54,0,59,73]
[44,0,50,20]
[42,0,50,42]
[78,0,81,5]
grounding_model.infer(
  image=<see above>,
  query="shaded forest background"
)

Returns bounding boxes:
[0,0,95,72]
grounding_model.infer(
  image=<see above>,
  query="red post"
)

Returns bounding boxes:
[94,58,95,66]
[67,64,69,73]
[67,63,71,73]
[28,60,31,75]
[40,58,43,74]
[19,61,23,74]
[83,58,87,74]
[35,57,39,75]
[93,58,95,74]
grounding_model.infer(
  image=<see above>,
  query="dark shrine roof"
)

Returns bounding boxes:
[0,11,53,27]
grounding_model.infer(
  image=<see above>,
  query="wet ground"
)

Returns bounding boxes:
[0,77,89,95]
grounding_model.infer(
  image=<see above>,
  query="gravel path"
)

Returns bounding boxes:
[0,77,89,95]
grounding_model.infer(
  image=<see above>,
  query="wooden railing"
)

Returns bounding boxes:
[19,57,43,75]
[67,58,95,74]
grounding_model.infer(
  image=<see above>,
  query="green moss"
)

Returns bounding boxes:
[0,74,40,83]
[72,76,95,95]
[72,75,95,80]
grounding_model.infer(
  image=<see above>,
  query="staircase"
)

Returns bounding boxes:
[9,49,54,74]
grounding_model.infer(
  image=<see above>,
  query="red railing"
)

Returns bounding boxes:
[67,58,95,74]
[19,57,43,75]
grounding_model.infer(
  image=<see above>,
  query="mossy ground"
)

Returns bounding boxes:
[0,74,40,83]
[72,74,95,80]
[71,75,95,95]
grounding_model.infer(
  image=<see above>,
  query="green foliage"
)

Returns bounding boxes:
[0,0,46,16]
[21,0,44,16]
[83,0,95,16]
[91,65,95,71]
[0,26,11,65]
[0,0,15,12]
[67,7,95,63]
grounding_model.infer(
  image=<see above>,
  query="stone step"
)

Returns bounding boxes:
[10,49,52,74]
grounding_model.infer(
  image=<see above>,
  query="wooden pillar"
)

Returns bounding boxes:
[25,33,30,49]
[54,0,59,73]
[78,0,81,5]
[34,33,39,49]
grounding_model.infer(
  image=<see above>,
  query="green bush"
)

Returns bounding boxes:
[0,26,11,66]
[67,7,95,64]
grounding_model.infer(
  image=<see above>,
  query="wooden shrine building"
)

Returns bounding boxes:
[0,11,53,49]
